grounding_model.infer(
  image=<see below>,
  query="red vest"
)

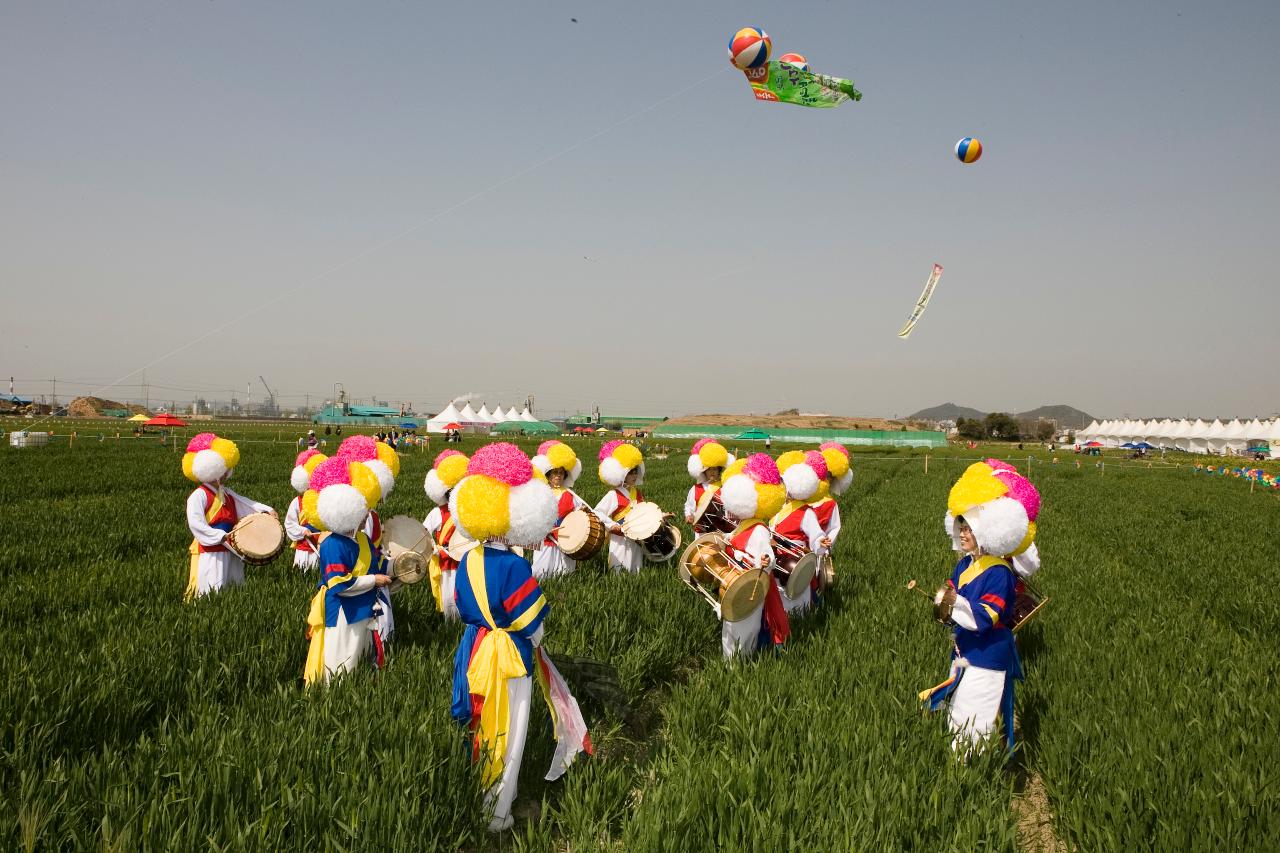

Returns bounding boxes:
[729,522,762,554]
[435,508,459,572]
[197,484,239,554]
[810,498,837,529]
[610,488,643,521]
[368,510,383,548]
[773,506,810,547]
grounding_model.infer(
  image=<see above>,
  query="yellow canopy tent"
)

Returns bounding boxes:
[128,414,150,422]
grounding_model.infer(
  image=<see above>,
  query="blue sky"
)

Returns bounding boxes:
[3,2,1277,419]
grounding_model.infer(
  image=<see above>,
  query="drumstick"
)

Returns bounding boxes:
[905,580,933,600]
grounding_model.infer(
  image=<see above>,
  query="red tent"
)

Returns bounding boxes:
[145,413,188,427]
[1084,441,1102,447]
[444,422,462,430]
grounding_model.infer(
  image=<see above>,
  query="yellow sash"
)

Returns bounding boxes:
[769,499,806,530]
[185,488,225,603]
[611,488,639,521]
[427,516,456,612]
[303,533,373,687]
[464,548,531,786]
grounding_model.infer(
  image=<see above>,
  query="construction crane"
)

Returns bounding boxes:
[259,376,278,417]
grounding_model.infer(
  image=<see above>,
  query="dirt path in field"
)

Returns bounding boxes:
[1012,771,1067,852]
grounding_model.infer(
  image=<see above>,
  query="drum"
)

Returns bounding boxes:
[691,489,734,535]
[225,514,285,565]
[1010,578,1049,633]
[933,585,957,625]
[622,502,683,562]
[444,533,479,563]
[556,509,607,561]
[816,552,836,590]
[382,515,430,585]
[770,534,819,600]
[678,533,771,622]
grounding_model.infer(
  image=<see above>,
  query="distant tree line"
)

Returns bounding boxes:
[956,414,1056,442]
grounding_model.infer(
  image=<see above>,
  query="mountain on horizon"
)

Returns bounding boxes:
[908,402,986,421]
[909,403,1096,430]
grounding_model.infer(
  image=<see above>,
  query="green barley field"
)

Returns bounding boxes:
[2,421,1278,851]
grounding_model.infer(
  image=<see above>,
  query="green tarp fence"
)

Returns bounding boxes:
[652,424,946,448]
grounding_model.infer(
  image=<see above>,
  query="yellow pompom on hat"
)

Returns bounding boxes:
[448,442,557,546]
[942,462,1029,558]
[532,440,583,486]
[777,449,828,501]
[818,442,853,496]
[720,453,787,522]
[182,433,241,484]
[687,438,735,483]
[424,449,470,506]
[598,440,645,488]
[302,458,382,535]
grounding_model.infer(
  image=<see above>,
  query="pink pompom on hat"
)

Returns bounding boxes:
[448,442,557,546]
[468,441,533,485]
[187,433,216,452]
[598,439,645,488]
[687,438,734,482]
[802,450,829,481]
[181,432,240,484]
[598,439,624,461]
[721,453,786,521]
[305,456,381,535]
[335,434,398,501]
[532,440,582,487]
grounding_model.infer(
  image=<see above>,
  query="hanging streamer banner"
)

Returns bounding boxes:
[898,264,944,339]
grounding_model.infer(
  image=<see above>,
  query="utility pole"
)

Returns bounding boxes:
[143,371,149,411]
[51,378,56,407]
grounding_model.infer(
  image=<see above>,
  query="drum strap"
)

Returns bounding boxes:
[304,533,373,687]
[611,488,638,521]
[768,500,808,532]
[185,488,225,604]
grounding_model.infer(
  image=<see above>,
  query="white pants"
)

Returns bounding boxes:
[485,675,532,831]
[531,545,576,580]
[195,551,245,597]
[721,603,764,659]
[607,537,642,574]
[779,581,812,615]
[322,611,375,682]
[292,549,318,571]
[440,569,460,622]
[947,661,1006,754]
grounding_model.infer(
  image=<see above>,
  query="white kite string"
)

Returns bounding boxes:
[19,66,732,430]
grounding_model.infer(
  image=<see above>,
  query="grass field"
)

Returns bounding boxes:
[2,421,1278,850]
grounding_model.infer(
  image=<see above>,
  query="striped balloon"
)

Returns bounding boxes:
[728,27,771,70]
[955,137,983,164]
[778,53,810,72]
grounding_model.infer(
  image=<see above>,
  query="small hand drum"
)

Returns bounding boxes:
[781,551,818,600]
[556,509,607,561]
[692,490,734,535]
[225,514,284,565]
[623,502,682,562]
[382,515,431,585]
[445,534,479,563]
[933,585,957,625]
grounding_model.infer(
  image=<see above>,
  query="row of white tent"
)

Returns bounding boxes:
[425,401,539,433]
[1076,418,1280,456]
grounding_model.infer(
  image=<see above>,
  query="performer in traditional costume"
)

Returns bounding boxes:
[593,440,646,574]
[530,440,607,579]
[285,448,327,571]
[920,462,1029,757]
[336,435,401,643]
[771,450,829,614]
[718,454,790,658]
[683,439,734,529]
[448,443,591,831]
[811,441,852,555]
[424,449,471,620]
[302,456,391,686]
[182,432,275,602]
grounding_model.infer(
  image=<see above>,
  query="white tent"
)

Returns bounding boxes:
[1156,419,1178,448]
[1270,420,1280,459]
[476,404,494,423]
[1077,420,1099,442]
[1171,419,1193,451]
[426,401,464,434]
[1245,418,1268,442]
[458,403,479,423]
[491,404,508,422]
[1186,419,1210,454]
[1204,419,1227,454]
[519,407,537,422]
[1222,419,1247,454]
[504,406,523,422]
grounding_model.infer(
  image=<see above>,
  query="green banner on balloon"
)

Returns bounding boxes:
[743,62,862,108]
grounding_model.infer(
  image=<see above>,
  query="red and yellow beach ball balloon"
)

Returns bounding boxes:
[728,27,771,70]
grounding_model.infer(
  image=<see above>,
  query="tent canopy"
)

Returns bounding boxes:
[493,420,559,435]
[128,414,150,422]
[737,429,771,440]
[399,421,418,429]
[145,414,187,427]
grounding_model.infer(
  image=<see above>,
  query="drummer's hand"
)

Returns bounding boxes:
[611,525,624,537]
[819,537,832,548]
[265,509,279,520]
[756,555,769,569]
[684,515,694,525]
[373,574,393,588]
